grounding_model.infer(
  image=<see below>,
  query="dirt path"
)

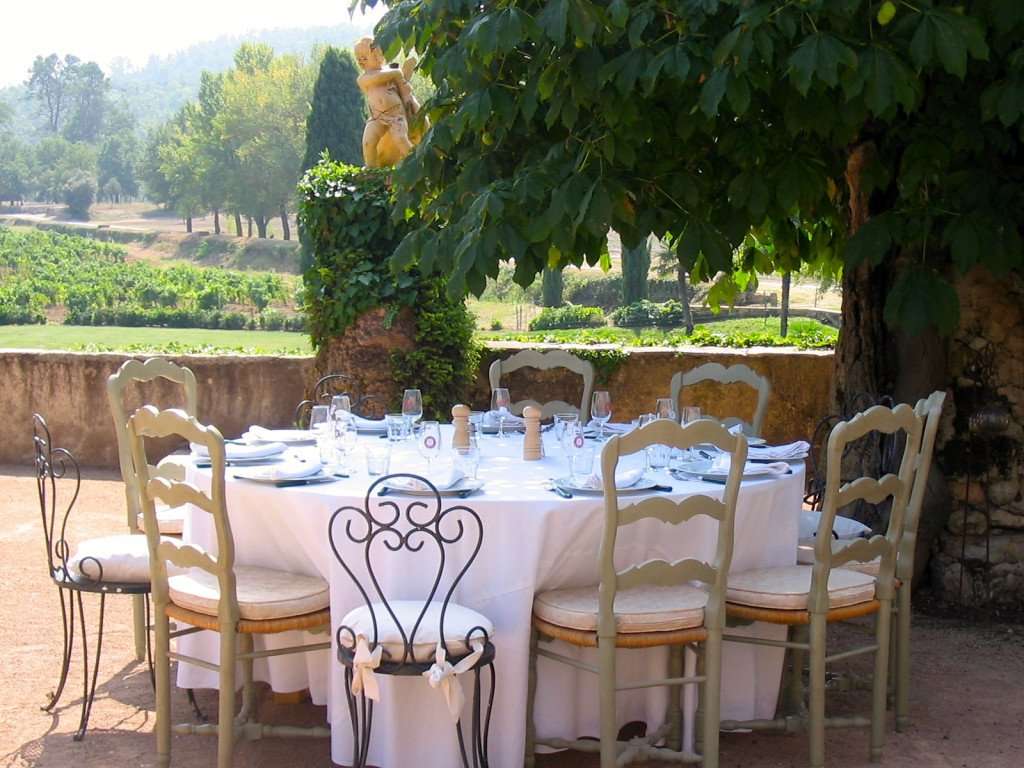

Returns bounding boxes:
[2,466,1021,767]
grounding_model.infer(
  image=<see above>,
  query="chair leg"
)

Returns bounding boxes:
[73,591,106,742]
[598,637,618,768]
[217,630,237,768]
[132,593,147,662]
[808,612,827,768]
[871,599,893,762]
[524,627,538,768]
[44,587,74,712]
[237,634,256,727]
[701,630,722,768]
[895,586,911,732]
[785,624,808,717]
[154,606,172,768]
[665,645,684,752]
[343,667,371,768]
[694,644,706,756]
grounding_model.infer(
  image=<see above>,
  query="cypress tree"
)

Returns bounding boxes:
[541,267,563,307]
[302,48,365,171]
[621,238,650,305]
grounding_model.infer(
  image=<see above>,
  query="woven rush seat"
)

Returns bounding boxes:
[168,565,329,621]
[339,600,494,663]
[534,583,707,634]
[797,539,881,575]
[137,502,187,536]
[726,565,876,611]
[68,533,153,583]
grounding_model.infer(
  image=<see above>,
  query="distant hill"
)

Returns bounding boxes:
[0,21,376,140]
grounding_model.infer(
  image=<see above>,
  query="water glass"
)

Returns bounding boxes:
[681,406,702,425]
[646,443,672,470]
[491,387,511,439]
[330,394,351,422]
[385,413,407,442]
[402,389,423,434]
[454,439,480,479]
[570,445,595,481]
[655,397,677,422]
[417,420,441,474]
[365,444,391,476]
[591,390,612,440]
[553,412,580,474]
[309,405,331,462]
[334,418,359,470]
[469,410,485,437]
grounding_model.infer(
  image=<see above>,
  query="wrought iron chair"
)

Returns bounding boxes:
[488,348,596,421]
[720,402,923,768]
[669,362,772,436]
[108,358,197,662]
[294,373,383,427]
[525,419,747,768]
[33,413,154,741]
[128,406,332,768]
[328,474,497,768]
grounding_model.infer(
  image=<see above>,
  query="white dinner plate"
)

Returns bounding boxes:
[672,458,791,480]
[193,454,285,467]
[553,476,660,494]
[379,478,485,497]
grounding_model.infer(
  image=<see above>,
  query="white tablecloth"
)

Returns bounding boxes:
[179,428,803,767]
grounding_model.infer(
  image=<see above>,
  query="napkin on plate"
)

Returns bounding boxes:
[747,441,810,461]
[570,467,645,491]
[352,415,387,431]
[235,460,323,482]
[387,468,465,492]
[191,441,286,460]
[709,454,790,477]
[245,426,314,443]
[482,410,525,427]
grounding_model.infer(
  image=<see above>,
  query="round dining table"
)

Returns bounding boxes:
[177,425,803,768]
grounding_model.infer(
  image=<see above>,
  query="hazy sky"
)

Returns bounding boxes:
[1,1,385,87]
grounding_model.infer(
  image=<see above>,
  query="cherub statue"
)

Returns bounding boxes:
[354,38,425,168]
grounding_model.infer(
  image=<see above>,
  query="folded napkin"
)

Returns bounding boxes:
[245,426,314,443]
[388,468,465,492]
[747,441,810,461]
[728,423,745,435]
[586,420,630,435]
[709,455,790,477]
[482,410,524,427]
[352,415,387,431]
[191,441,286,460]
[571,467,645,491]
[798,511,871,540]
[236,460,323,482]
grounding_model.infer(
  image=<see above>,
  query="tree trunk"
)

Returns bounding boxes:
[213,209,221,235]
[541,267,563,307]
[255,216,268,239]
[185,215,193,234]
[234,212,243,237]
[677,264,695,334]
[780,271,791,337]
[280,206,290,241]
[247,216,253,238]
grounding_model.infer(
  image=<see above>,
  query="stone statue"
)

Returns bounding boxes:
[354,38,425,168]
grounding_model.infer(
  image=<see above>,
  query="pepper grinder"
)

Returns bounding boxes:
[452,404,471,449]
[523,405,542,460]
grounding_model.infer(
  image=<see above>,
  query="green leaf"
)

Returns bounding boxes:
[943,216,980,272]
[538,0,569,45]
[883,268,960,336]
[788,33,857,95]
[726,74,751,115]
[845,214,893,268]
[700,68,729,118]
[608,0,628,28]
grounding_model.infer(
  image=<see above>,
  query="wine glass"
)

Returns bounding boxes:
[334,417,359,471]
[329,394,351,423]
[491,387,511,439]
[553,412,579,477]
[417,420,441,475]
[655,397,677,422]
[681,406,702,460]
[402,389,423,435]
[591,390,612,440]
[309,405,331,463]
[565,422,592,483]
[454,436,481,480]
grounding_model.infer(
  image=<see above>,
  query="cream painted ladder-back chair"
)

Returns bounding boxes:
[670,362,772,436]
[128,406,331,768]
[488,349,596,422]
[108,358,198,662]
[524,418,747,768]
[720,402,923,768]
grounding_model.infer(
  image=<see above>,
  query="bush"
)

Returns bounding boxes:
[63,172,97,219]
[563,273,680,310]
[489,319,503,330]
[611,300,689,327]
[529,304,606,331]
[0,305,45,324]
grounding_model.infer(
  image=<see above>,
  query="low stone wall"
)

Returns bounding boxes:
[0,344,833,469]
[0,350,314,468]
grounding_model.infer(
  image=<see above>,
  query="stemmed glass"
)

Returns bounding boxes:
[553,412,579,478]
[491,387,511,439]
[329,394,351,422]
[655,397,677,422]
[591,390,612,440]
[402,389,423,436]
[334,416,359,471]
[417,420,441,475]
[309,405,331,463]
[681,406,702,460]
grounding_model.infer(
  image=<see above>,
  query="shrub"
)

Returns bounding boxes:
[489,319,503,331]
[0,305,45,324]
[611,300,689,327]
[529,304,605,331]
[62,172,97,219]
[563,273,680,310]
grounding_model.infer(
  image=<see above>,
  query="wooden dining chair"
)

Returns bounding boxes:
[33,413,154,741]
[108,357,197,662]
[669,362,772,436]
[488,349,596,421]
[128,406,331,768]
[720,402,923,768]
[524,418,747,768]
[328,475,497,768]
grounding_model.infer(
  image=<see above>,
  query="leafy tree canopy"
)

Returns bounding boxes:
[368,0,1024,333]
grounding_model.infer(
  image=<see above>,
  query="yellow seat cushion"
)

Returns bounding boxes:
[533,584,708,634]
[726,566,876,611]
[797,539,881,575]
[168,565,329,621]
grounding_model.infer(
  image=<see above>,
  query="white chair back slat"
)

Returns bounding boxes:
[488,349,596,421]
[670,362,772,435]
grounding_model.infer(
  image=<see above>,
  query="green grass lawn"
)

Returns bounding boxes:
[0,325,313,355]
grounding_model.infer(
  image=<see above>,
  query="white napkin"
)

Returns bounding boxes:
[747,441,810,461]
[235,460,322,482]
[352,415,387,431]
[388,468,465,491]
[191,441,287,460]
[482,410,524,427]
[571,467,645,491]
[798,511,871,539]
[709,455,790,477]
[245,426,314,443]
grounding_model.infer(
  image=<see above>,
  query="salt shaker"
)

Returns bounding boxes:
[452,404,471,449]
[523,405,542,460]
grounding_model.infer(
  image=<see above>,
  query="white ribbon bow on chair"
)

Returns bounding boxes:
[422,640,485,722]
[350,634,383,701]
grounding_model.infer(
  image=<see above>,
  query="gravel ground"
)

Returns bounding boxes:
[2,466,1022,768]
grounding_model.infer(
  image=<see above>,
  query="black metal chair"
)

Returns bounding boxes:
[33,413,154,740]
[328,474,496,768]
[294,373,383,428]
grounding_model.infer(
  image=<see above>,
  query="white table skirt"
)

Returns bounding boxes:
[178,428,803,767]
